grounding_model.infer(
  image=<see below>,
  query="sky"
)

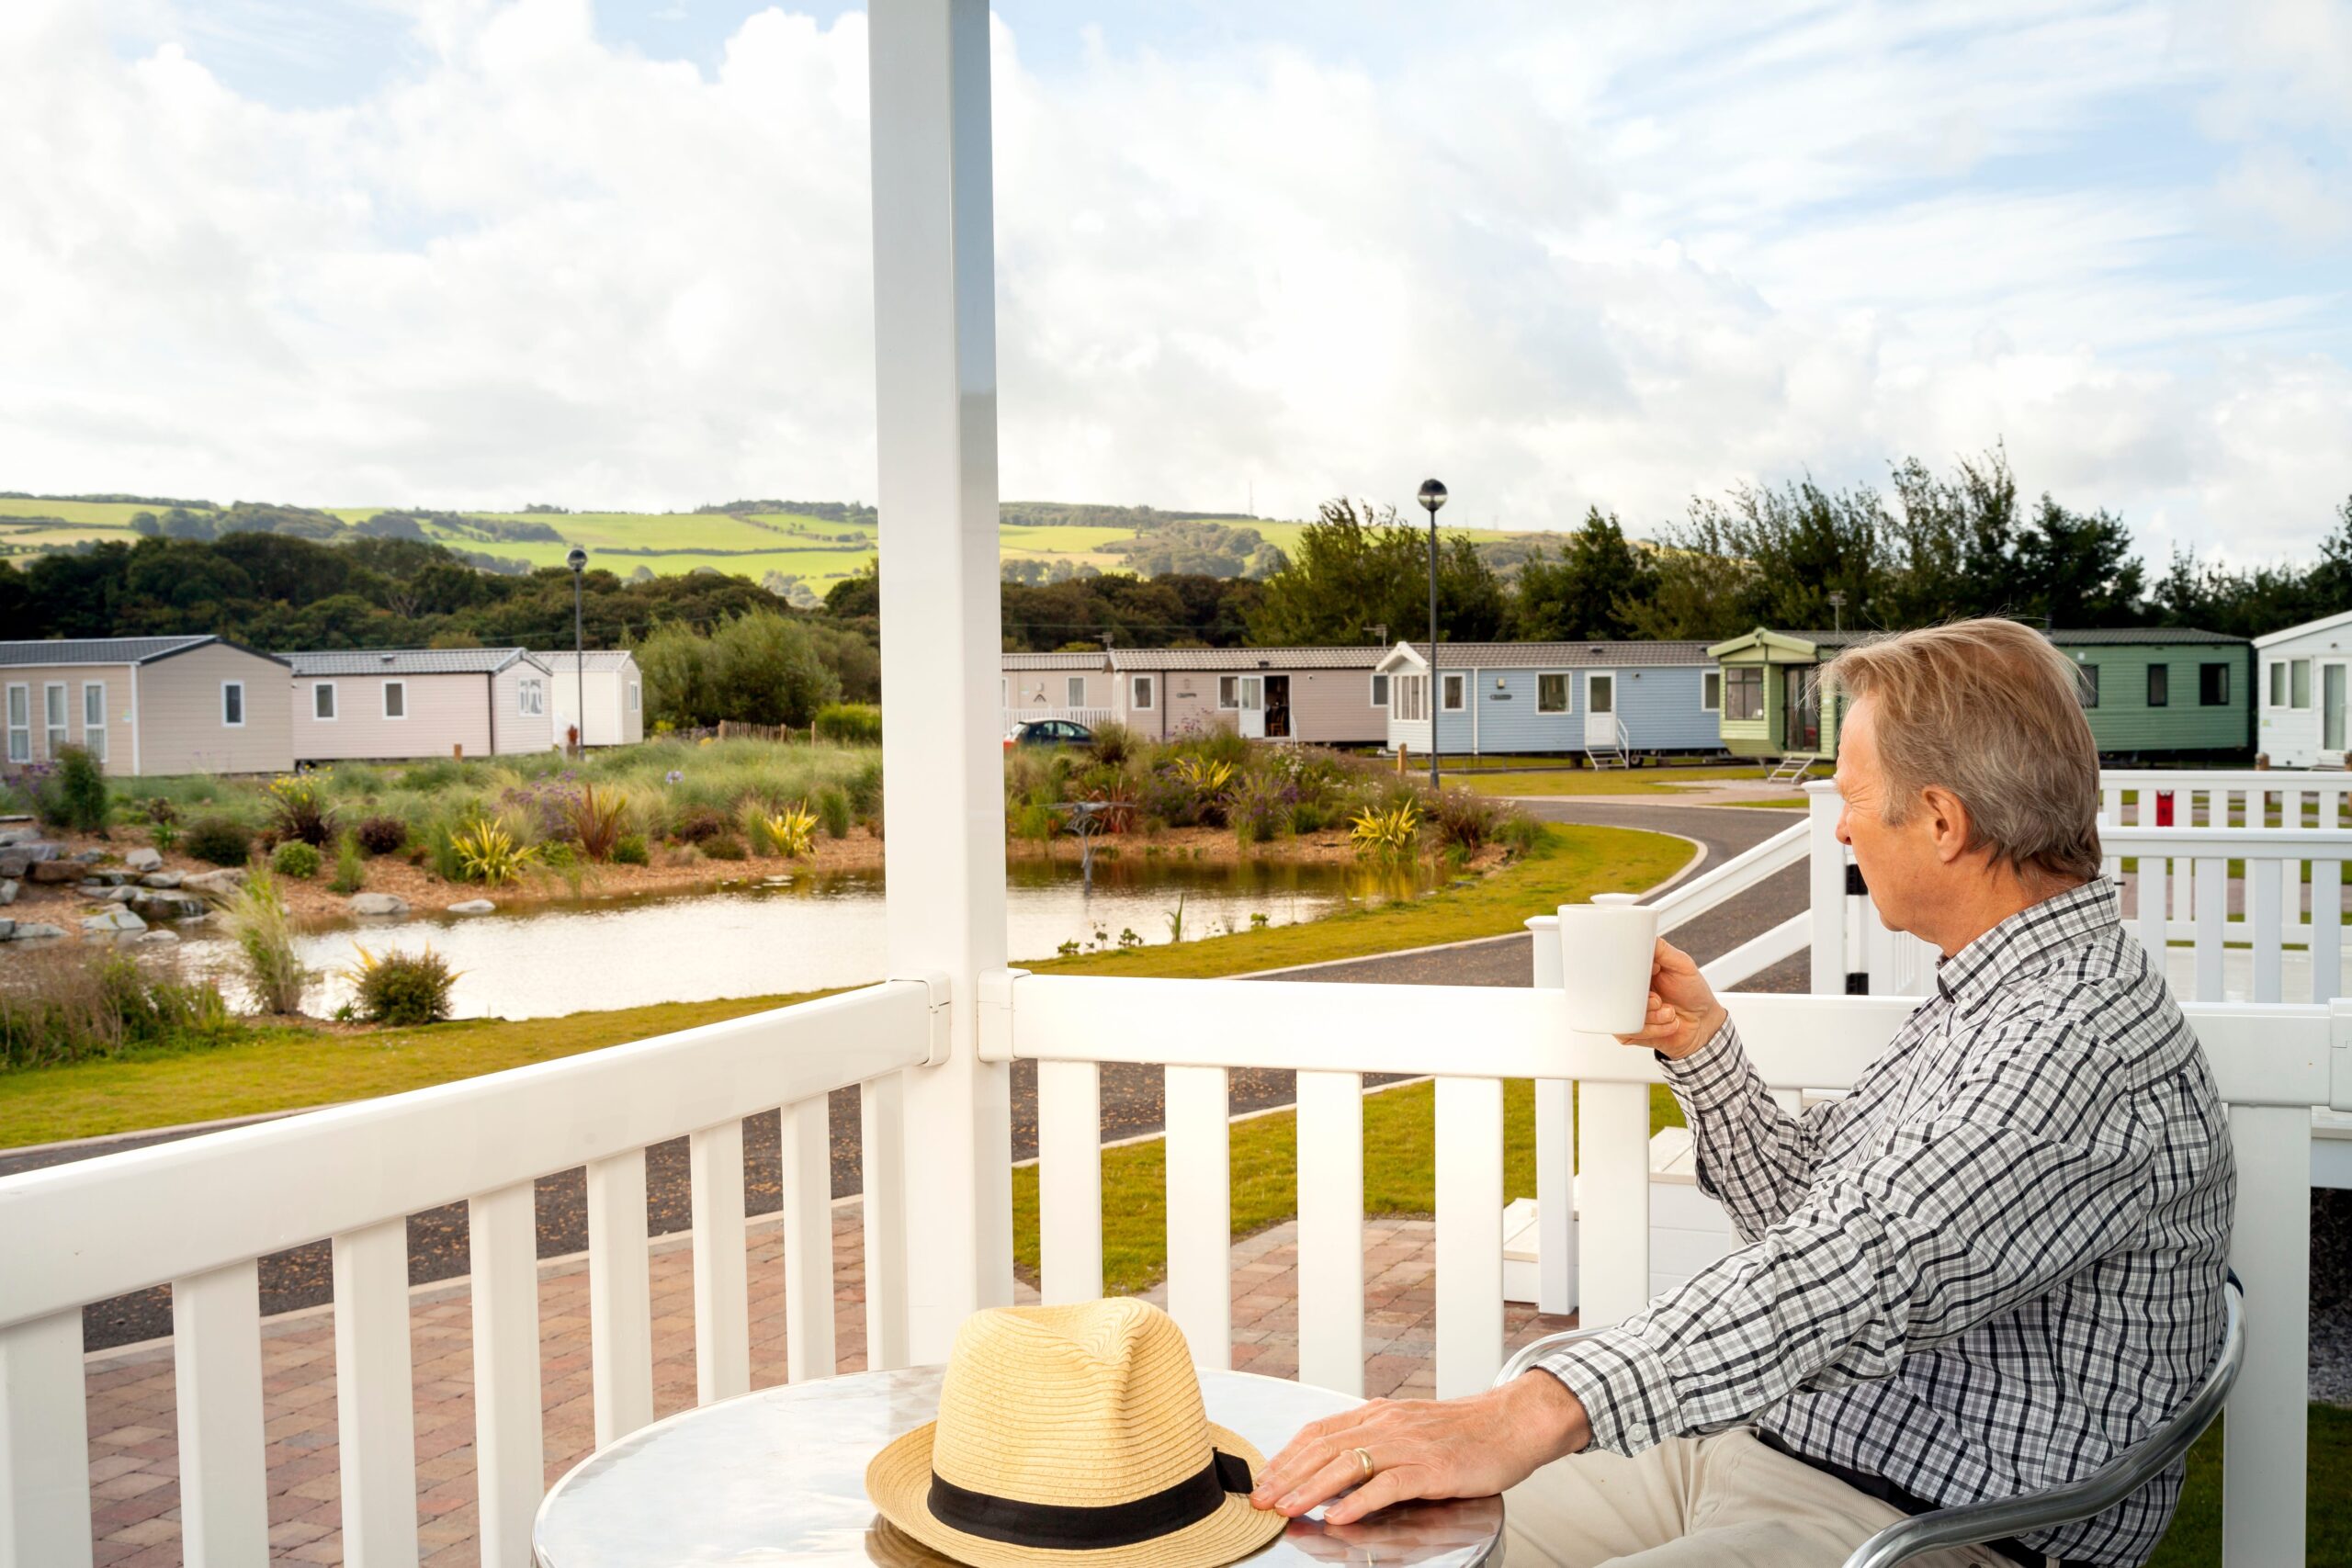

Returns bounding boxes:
[2,0,2348,566]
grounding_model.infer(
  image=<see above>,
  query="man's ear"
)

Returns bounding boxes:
[1918,784,1973,864]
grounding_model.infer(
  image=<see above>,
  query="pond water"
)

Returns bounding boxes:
[175,857,1442,1020]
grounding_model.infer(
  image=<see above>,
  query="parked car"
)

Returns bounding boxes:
[1004,719,1094,749]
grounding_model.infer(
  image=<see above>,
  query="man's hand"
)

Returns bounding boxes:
[1250,1371,1591,1525]
[1617,937,1726,1061]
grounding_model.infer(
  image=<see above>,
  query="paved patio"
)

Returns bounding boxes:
[77,1201,1575,1565]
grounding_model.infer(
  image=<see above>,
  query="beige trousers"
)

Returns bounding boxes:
[1501,1427,2022,1568]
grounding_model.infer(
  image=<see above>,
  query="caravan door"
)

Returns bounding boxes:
[1237,675,1265,739]
[1583,673,1616,748]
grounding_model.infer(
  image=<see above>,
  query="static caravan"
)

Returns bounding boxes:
[1109,647,1386,744]
[1377,640,1722,761]
[288,648,556,763]
[2255,608,2352,767]
[1704,629,1863,761]
[1,636,292,778]
[1001,651,1114,732]
[533,649,646,750]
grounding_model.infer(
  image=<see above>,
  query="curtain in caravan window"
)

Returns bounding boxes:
[7,684,30,763]
[82,683,107,763]
[44,683,68,757]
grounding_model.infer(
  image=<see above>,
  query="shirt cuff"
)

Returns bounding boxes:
[1657,1015,1748,1115]
[1534,1327,1684,1456]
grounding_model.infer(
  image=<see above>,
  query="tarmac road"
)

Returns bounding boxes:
[18,800,1813,1351]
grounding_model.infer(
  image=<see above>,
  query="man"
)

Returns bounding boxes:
[1252,619,2235,1567]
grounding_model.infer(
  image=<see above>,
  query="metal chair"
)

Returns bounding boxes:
[1491,1278,2244,1568]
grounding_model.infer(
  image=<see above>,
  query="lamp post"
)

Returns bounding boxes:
[1827,589,1846,635]
[1417,479,1447,792]
[566,546,589,755]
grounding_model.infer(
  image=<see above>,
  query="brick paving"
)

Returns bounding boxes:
[78,1202,1571,1564]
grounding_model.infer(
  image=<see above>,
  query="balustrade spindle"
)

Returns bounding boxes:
[0,1310,92,1568]
[2225,1102,2311,1564]
[468,1182,543,1568]
[334,1218,420,1567]
[1528,916,1577,1318]
[1295,1069,1364,1394]
[1163,1066,1232,1369]
[689,1122,751,1402]
[585,1151,654,1443]
[860,1073,911,1371]
[2250,860,2285,1004]
[780,1097,834,1382]
[1576,1082,1651,1331]
[172,1260,267,1567]
[2194,855,2228,1001]
[1433,1077,1505,1397]
[1036,1060,1103,1304]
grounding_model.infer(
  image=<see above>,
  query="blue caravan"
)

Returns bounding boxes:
[1375,640,1724,762]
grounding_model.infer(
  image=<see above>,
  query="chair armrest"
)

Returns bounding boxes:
[1841,1280,2244,1568]
[1492,1328,1614,1389]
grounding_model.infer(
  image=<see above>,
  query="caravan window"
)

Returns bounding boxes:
[1537,673,1570,713]
[1724,668,1763,721]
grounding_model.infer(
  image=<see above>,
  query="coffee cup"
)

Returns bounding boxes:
[1555,894,1659,1036]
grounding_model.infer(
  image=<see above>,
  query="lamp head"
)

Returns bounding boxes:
[565,547,589,574]
[1418,479,1448,515]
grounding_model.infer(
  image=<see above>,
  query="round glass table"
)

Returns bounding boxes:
[533,1365,1505,1566]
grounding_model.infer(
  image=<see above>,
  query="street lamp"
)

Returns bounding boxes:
[1417,479,1447,792]
[1827,589,1847,635]
[566,546,589,755]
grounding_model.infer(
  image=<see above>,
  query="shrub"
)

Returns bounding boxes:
[673,805,729,844]
[811,702,882,746]
[1088,721,1139,766]
[0,946,235,1069]
[271,840,322,879]
[1012,798,1059,845]
[1224,773,1295,850]
[1350,800,1421,859]
[356,815,409,855]
[186,816,254,867]
[343,945,458,1026]
[814,785,852,840]
[566,783,628,862]
[762,804,820,857]
[398,759,464,792]
[701,831,748,861]
[612,833,650,865]
[1430,788,1498,854]
[1082,774,1139,834]
[264,772,339,848]
[1497,813,1544,856]
[141,796,181,852]
[845,757,885,816]
[223,869,307,1014]
[329,833,367,895]
[454,820,539,885]
[424,819,467,881]
[38,746,110,834]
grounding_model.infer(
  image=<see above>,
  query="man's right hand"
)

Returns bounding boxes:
[1616,938,1726,1060]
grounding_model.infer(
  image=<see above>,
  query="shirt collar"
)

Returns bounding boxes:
[1933,877,2120,1004]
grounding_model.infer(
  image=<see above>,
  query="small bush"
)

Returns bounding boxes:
[673,806,729,844]
[1351,800,1421,859]
[1012,798,1059,845]
[424,820,467,881]
[264,772,338,848]
[453,820,539,885]
[567,784,628,862]
[356,815,409,855]
[812,702,882,746]
[223,869,307,1014]
[612,833,650,865]
[271,840,322,879]
[1089,722,1140,766]
[38,746,110,834]
[186,816,254,867]
[343,945,458,1026]
[846,758,884,816]
[328,833,367,895]
[141,796,181,852]
[1497,814,1544,856]
[814,785,852,840]
[0,946,235,1069]
[749,803,819,858]
[701,831,748,861]
[398,760,464,791]
[1430,788,1498,854]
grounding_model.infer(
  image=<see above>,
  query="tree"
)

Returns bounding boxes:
[1247,498,1505,646]
[1507,508,1656,640]
[2011,496,2144,627]
[1879,447,2022,625]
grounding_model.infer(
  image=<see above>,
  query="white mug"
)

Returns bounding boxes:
[1555,894,1659,1036]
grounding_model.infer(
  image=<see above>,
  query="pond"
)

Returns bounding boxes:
[175,856,1444,1020]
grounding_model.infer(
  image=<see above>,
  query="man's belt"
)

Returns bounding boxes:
[1752,1429,2092,1568]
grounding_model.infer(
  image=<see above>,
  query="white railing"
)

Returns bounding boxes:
[1001,706,1114,732]
[1640,818,1812,989]
[2099,768,2350,832]
[993,963,2341,1567]
[0,979,946,1568]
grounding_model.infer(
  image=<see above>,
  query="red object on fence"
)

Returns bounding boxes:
[2155,788,2175,827]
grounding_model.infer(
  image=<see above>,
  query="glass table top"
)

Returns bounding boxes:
[534,1365,1504,1567]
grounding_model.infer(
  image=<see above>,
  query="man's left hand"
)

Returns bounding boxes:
[1250,1371,1591,1525]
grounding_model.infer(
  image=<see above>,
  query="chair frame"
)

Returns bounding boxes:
[1490,1280,2244,1568]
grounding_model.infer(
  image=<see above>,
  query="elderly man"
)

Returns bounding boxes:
[1253,619,2235,1568]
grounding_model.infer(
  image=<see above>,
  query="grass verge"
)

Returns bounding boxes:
[1453,767,1770,798]
[0,822,1686,1148]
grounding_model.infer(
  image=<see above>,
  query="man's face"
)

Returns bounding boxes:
[1834,698,1939,937]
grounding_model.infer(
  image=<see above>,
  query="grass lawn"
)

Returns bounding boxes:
[0,822,1686,1148]
[2153,1406,2352,1566]
[1720,796,1810,809]
[1453,765,1770,798]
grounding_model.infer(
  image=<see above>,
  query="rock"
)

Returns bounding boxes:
[5,922,63,942]
[74,849,105,863]
[124,848,163,872]
[137,929,181,944]
[98,886,140,905]
[347,893,410,917]
[82,908,148,934]
[0,843,59,876]
[141,872,182,889]
[0,826,35,847]
[146,896,211,920]
[17,841,61,863]
[31,862,82,885]
[0,878,15,906]
[447,898,496,915]
[183,869,249,897]
[0,919,10,940]
[81,870,133,887]
[0,856,23,880]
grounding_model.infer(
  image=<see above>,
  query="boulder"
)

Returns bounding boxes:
[447,898,496,915]
[31,862,82,885]
[74,849,105,863]
[141,872,183,889]
[183,869,249,897]
[0,855,23,880]
[81,908,147,934]
[81,870,133,887]
[124,848,164,872]
[137,929,181,944]
[0,878,16,906]
[347,893,410,917]
[6,922,63,942]
[146,896,211,921]
[0,826,36,847]
[0,919,10,940]
[98,886,140,905]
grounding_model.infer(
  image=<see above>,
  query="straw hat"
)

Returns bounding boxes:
[865,1299,1285,1567]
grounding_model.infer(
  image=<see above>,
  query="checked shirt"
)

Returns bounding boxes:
[1538,879,2235,1566]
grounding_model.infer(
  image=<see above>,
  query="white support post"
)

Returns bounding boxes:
[780,1096,837,1382]
[859,1072,910,1371]
[1434,1076,1505,1398]
[468,1183,543,1568]
[2250,859,2284,1005]
[2318,854,2344,1005]
[173,1260,267,1568]
[0,1311,92,1568]
[2136,854,2167,970]
[1528,915,1576,1317]
[1295,1069,1364,1394]
[2194,855,2227,1002]
[689,1121,751,1403]
[1805,781,1847,993]
[585,1150,653,1444]
[869,0,1015,1366]
[1164,1065,1231,1369]
[2224,1102,2308,1565]
[333,1219,419,1568]
[1036,1060,1104,1304]
[1576,1083,1651,1329]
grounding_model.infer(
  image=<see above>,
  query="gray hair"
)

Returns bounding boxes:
[1824,619,2101,887]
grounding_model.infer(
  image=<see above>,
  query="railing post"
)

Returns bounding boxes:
[869,0,1015,1364]
[1528,916,1577,1317]
[1805,780,1847,993]
[0,1311,92,1568]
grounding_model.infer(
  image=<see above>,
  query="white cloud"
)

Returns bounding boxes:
[0,0,2345,567]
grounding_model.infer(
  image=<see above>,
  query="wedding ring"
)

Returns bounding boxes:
[1351,1446,1374,1483]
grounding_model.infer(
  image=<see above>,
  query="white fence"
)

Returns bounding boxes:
[1001,706,1114,733]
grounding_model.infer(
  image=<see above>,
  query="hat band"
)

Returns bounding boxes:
[927,1450,1255,1550]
